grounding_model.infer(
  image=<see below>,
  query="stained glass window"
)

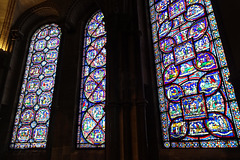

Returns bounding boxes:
[77,11,106,148]
[10,23,61,149]
[149,0,240,148]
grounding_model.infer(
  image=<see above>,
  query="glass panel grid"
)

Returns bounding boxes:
[77,11,106,148]
[10,23,61,149]
[149,0,240,148]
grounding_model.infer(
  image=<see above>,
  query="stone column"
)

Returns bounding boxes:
[102,0,149,159]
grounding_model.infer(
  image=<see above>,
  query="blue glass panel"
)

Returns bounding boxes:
[10,24,61,149]
[150,0,240,148]
[77,11,106,148]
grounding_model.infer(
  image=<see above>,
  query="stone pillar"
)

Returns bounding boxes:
[103,0,149,159]
[0,48,11,159]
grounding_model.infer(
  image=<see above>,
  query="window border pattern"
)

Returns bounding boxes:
[77,11,106,148]
[149,0,240,148]
[10,23,62,149]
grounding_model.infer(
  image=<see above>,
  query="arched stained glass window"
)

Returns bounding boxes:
[10,23,61,149]
[149,0,240,148]
[77,11,106,148]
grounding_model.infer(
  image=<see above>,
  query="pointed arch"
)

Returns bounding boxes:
[10,23,62,149]
[77,11,106,148]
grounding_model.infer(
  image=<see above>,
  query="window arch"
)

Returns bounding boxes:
[10,23,62,149]
[77,11,106,148]
[149,0,240,148]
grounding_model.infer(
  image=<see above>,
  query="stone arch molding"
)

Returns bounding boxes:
[11,2,60,38]
[2,3,61,106]
[64,0,100,31]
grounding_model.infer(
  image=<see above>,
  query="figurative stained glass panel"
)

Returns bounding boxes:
[149,0,240,148]
[77,11,106,148]
[10,24,61,149]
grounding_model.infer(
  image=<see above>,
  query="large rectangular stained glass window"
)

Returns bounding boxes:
[149,0,240,148]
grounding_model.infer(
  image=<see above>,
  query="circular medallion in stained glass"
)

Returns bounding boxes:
[184,4,206,21]
[32,53,45,64]
[36,108,50,123]
[170,117,188,140]
[17,126,32,142]
[21,109,35,124]
[26,79,40,92]
[47,38,60,49]
[84,69,106,103]
[24,93,37,107]
[41,77,54,91]
[165,84,183,102]
[92,68,106,82]
[82,106,105,145]
[37,28,48,39]
[194,52,218,71]
[155,0,169,12]
[29,65,42,78]
[159,37,176,53]
[34,39,46,51]
[204,113,235,138]
[38,92,52,107]
[158,20,172,39]
[49,27,60,37]
[86,46,106,68]
[43,63,56,76]
[33,125,48,142]
[188,17,208,41]
[164,64,179,84]
[45,50,58,63]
